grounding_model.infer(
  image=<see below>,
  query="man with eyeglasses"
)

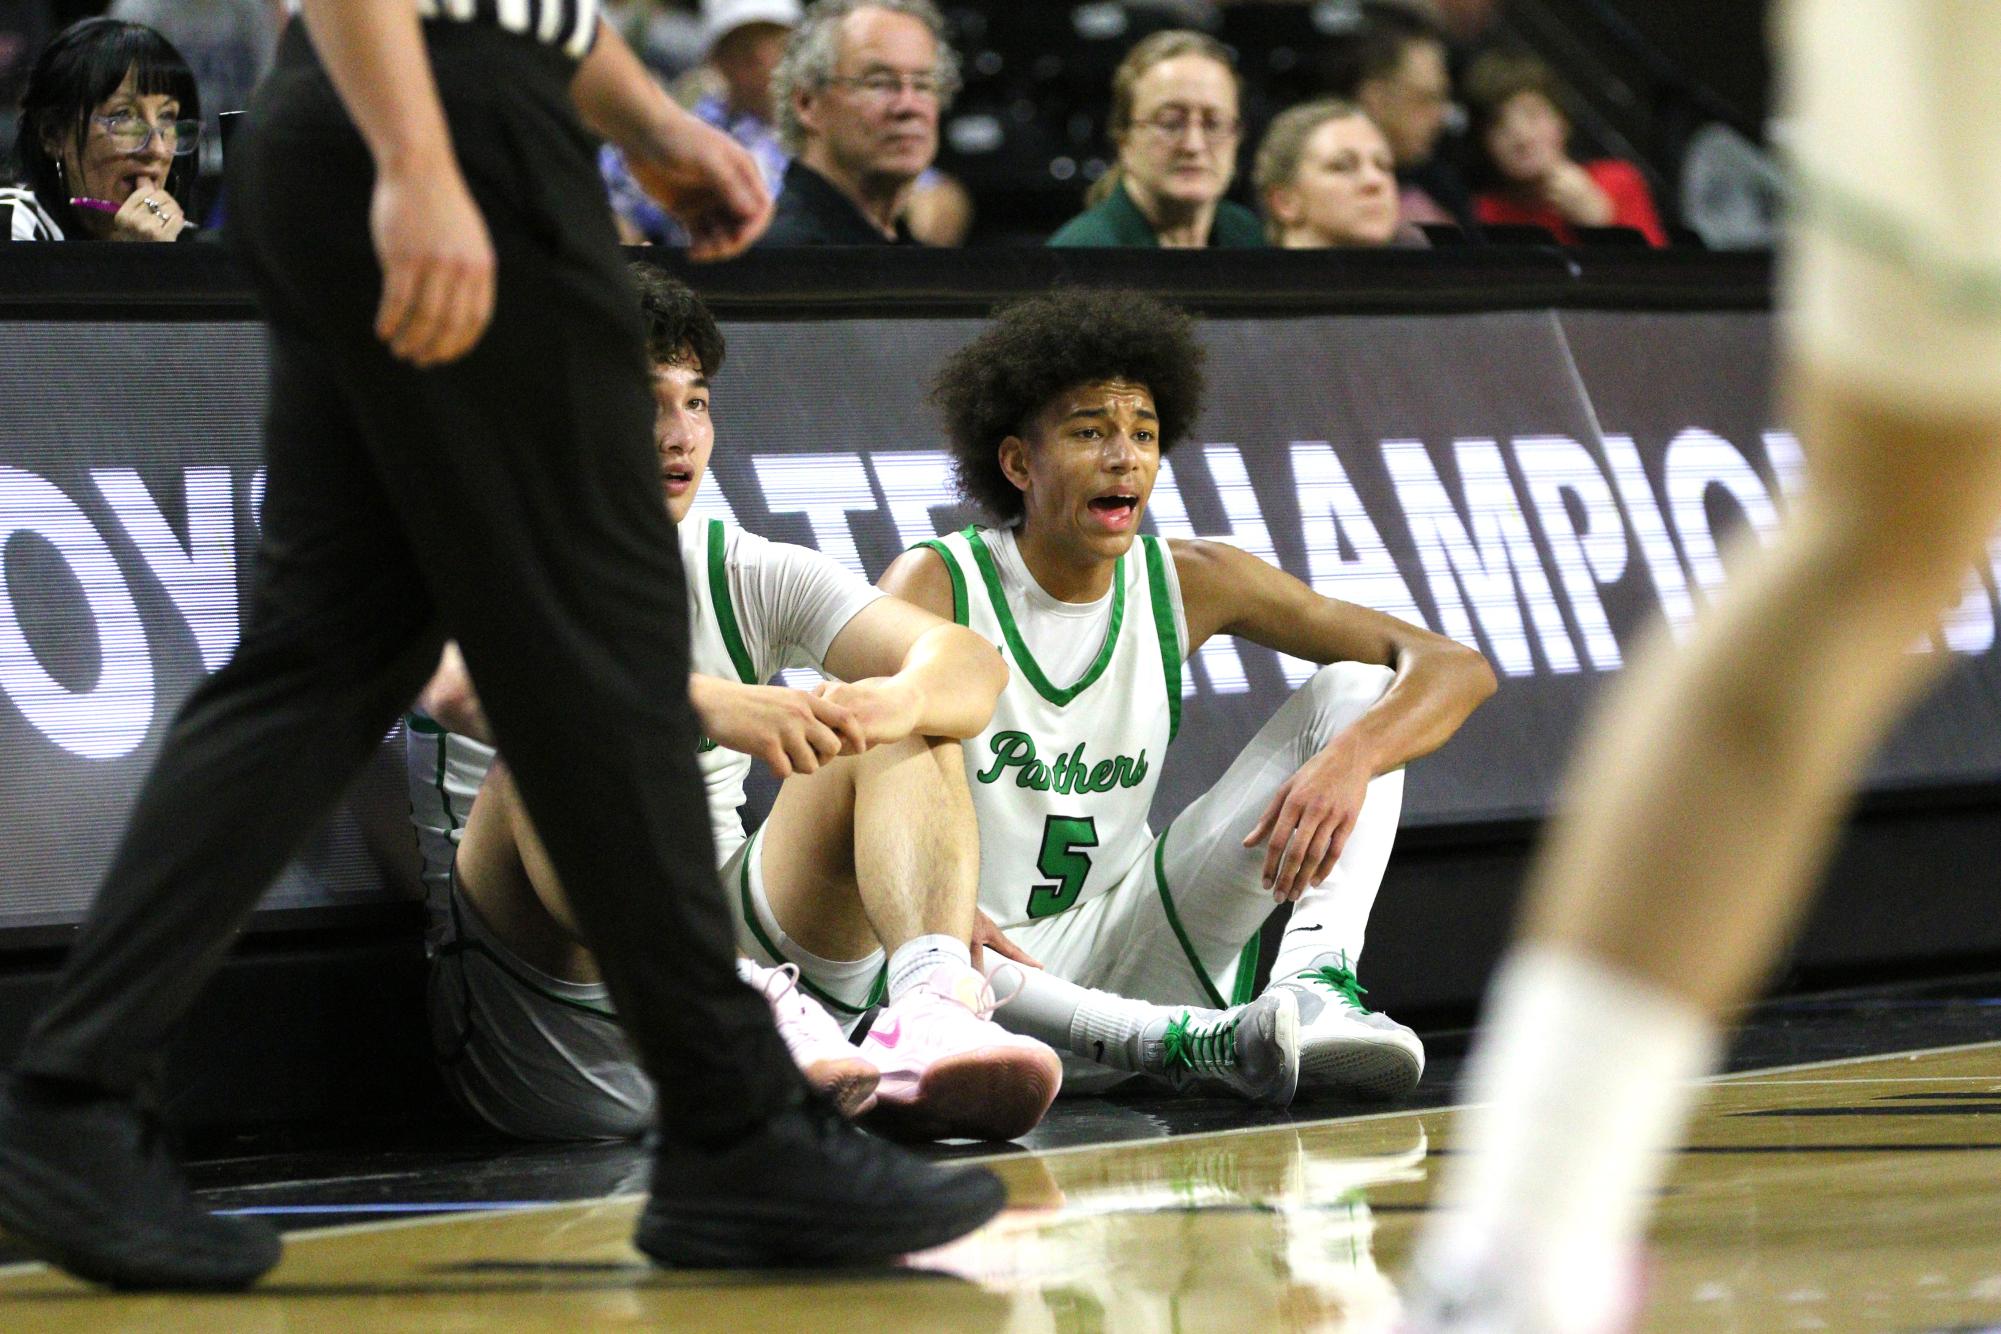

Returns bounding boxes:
[759,0,957,246]
[1344,1,1476,232]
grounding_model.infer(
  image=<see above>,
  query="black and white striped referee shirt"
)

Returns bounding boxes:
[1,187,63,241]
[284,0,602,60]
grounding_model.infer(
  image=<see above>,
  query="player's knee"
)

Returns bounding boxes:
[1305,661,1396,723]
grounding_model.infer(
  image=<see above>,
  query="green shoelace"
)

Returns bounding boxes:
[1160,1010,1240,1073]
[1302,953,1372,1013]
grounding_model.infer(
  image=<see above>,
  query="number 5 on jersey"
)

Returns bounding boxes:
[1027,815,1099,919]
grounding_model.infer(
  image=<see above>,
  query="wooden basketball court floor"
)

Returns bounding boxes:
[3,997,1999,1331]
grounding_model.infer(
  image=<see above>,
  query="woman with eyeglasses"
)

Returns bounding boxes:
[3,18,201,242]
[1048,30,1263,249]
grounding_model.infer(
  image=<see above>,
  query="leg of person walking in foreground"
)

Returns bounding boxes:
[1406,2,2001,1325]
[1406,383,2001,1332]
[0,1,1001,1290]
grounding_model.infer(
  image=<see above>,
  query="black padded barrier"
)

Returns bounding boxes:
[3,243,1997,1042]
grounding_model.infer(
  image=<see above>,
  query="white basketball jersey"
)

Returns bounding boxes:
[685,517,762,861]
[923,526,1183,931]
[406,516,795,942]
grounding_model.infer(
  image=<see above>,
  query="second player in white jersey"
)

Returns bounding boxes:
[408,267,1061,1144]
[405,514,874,929]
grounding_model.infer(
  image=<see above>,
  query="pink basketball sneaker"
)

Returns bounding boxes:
[858,964,1063,1142]
[740,959,879,1119]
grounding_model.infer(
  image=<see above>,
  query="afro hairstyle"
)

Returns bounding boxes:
[930,289,1206,524]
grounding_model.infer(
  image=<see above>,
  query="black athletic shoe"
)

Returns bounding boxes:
[0,1077,280,1290]
[636,1096,1007,1268]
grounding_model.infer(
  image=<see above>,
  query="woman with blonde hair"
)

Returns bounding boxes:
[1048,29,1263,248]
[1255,98,1415,248]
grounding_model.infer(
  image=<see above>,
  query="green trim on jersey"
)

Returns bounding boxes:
[1141,536,1182,742]
[414,720,464,836]
[736,831,887,1017]
[918,539,969,625]
[1149,823,1264,1008]
[963,526,1126,706]
[707,519,759,684]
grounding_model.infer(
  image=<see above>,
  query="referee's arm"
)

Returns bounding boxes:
[572,21,773,258]
[299,0,496,367]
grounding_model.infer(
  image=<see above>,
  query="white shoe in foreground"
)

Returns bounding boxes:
[1273,953,1424,1098]
[858,964,1063,1142]
[740,959,879,1119]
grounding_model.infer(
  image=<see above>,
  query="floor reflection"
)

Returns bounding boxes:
[912,1117,1431,1332]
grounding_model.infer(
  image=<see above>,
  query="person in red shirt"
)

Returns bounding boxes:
[1465,49,1667,246]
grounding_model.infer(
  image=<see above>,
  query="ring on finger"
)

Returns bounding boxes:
[141,196,164,217]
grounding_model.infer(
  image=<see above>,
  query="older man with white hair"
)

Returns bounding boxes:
[758,0,957,245]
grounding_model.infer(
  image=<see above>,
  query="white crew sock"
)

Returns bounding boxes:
[975,954,1184,1073]
[886,934,971,1001]
[1416,946,1721,1331]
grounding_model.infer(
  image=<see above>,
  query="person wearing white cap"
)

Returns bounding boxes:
[693,0,803,193]
[604,0,801,244]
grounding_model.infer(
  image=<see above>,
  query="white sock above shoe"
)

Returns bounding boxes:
[971,956,1169,1073]
[1417,946,1721,1331]
[887,934,971,1002]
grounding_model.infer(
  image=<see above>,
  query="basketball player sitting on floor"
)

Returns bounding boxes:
[863,290,1497,1103]
[406,268,1063,1143]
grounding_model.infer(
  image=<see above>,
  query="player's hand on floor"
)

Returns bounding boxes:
[971,909,1040,972]
[628,115,771,260]
[1242,741,1372,903]
[691,678,862,776]
[370,158,495,367]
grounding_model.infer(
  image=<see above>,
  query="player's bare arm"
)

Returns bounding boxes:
[816,597,1008,746]
[1173,536,1496,900]
[300,0,495,368]
[418,639,862,776]
[571,21,771,259]
[687,675,862,778]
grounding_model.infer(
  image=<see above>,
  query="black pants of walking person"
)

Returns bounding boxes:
[13,22,802,1145]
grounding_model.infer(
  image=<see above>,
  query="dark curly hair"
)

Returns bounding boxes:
[628,262,725,376]
[931,290,1206,524]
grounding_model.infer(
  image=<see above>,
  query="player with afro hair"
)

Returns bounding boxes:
[871,288,1494,1105]
[932,289,1206,524]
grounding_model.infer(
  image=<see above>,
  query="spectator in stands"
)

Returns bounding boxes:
[2,18,199,241]
[1348,2,1475,231]
[604,0,802,244]
[1048,30,1261,249]
[1255,99,1419,248]
[1465,48,1667,246]
[759,0,957,246]
[108,0,280,182]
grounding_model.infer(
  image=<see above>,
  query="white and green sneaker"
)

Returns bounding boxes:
[1139,988,1301,1106]
[1272,952,1424,1098]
